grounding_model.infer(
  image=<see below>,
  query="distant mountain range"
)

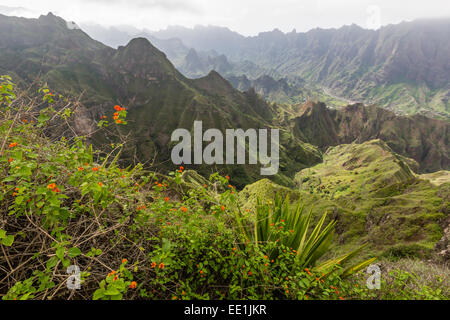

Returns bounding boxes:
[82,19,450,118]
[0,13,448,186]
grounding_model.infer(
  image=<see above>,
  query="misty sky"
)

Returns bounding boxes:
[0,0,449,35]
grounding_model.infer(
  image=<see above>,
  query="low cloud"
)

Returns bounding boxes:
[78,0,201,14]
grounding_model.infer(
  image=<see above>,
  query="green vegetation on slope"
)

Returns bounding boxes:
[241,140,449,262]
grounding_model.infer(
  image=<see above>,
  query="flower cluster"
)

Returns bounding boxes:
[113,105,126,124]
[47,183,60,193]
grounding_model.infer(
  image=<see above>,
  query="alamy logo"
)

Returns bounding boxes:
[171,121,279,175]
[366,5,381,30]
[67,265,81,290]
[366,264,381,289]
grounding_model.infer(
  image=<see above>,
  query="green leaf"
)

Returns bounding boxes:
[14,196,24,205]
[68,247,82,258]
[2,235,14,246]
[46,256,58,270]
[342,257,377,278]
[104,288,120,296]
[93,288,105,300]
[109,294,123,300]
[56,247,65,261]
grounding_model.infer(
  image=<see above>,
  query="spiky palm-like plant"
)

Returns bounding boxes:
[239,194,375,276]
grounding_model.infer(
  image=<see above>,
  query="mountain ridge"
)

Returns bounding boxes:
[289,101,449,173]
[149,18,450,117]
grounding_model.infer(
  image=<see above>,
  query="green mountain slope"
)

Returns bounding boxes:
[241,140,449,259]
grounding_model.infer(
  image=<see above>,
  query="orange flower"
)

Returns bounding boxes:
[47,183,56,190]
[248,271,252,276]
[113,115,119,120]
[158,263,165,269]
[129,281,137,289]
[113,112,119,116]
[157,183,162,188]
[115,120,122,124]
[164,197,169,202]
[179,166,184,171]
[199,270,203,274]
[92,167,99,172]
[180,207,187,213]
[9,142,17,148]
[98,182,103,187]
[220,206,225,211]
[54,187,60,193]
[8,158,13,162]
[78,167,84,171]
[113,275,118,281]
[151,262,157,268]
[108,270,116,277]
[339,296,344,300]
[114,105,121,111]
[12,192,18,197]
[225,175,230,180]
[122,258,128,264]
[232,247,236,251]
